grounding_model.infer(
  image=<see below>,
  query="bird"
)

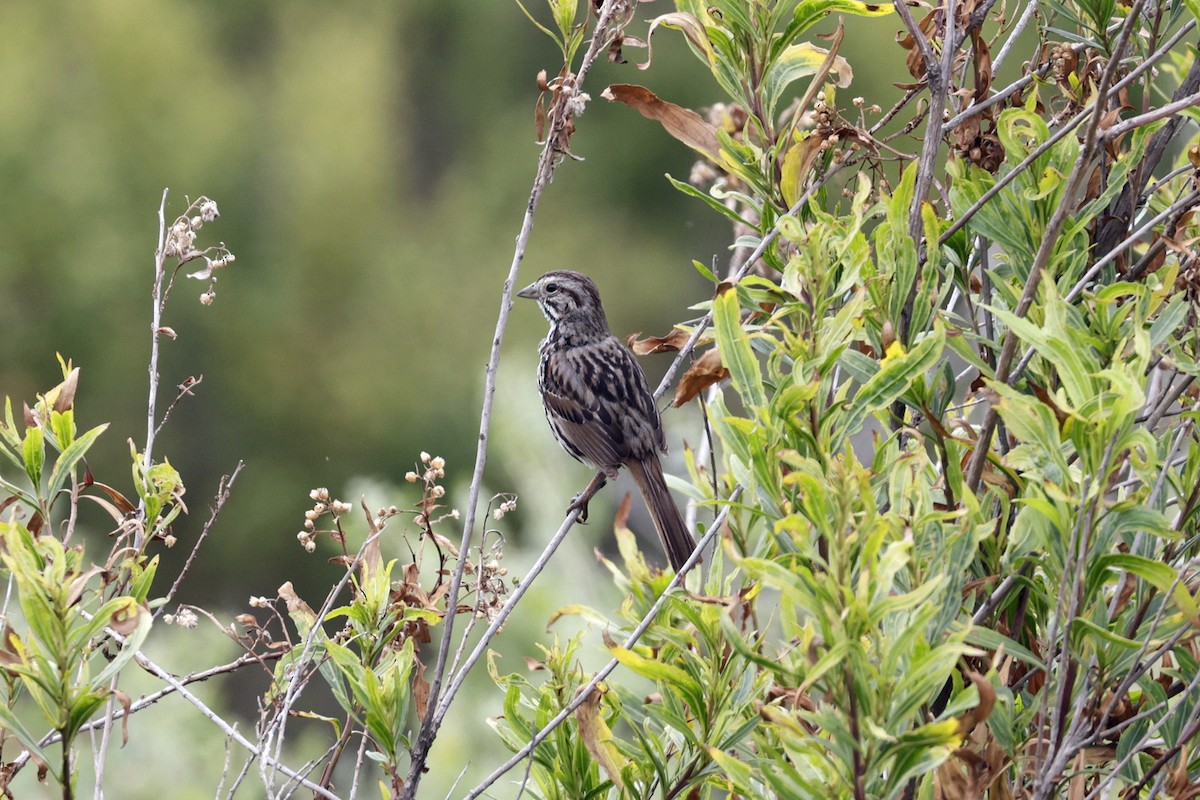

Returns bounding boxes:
[516,269,696,572]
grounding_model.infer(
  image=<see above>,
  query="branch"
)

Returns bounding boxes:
[461,488,742,800]
[155,461,245,619]
[138,188,171,551]
[964,0,1148,494]
[400,4,630,796]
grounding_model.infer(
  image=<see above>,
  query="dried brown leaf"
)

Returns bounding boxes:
[602,84,721,161]
[575,684,626,791]
[896,11,939,81]
[613,492,632,530]
[413,660,430,722]
[278,581,317,618]
[107,600,147,637]
[53,368,79,413]
[673,348,729,407]
[956,670,996,735]
[626,327,691,354]
[114,689,133,745]
[971,30,992,104]
[534,92,547,143]
[0,623,21,670]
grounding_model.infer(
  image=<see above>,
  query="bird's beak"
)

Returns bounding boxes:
[516,282,538,299]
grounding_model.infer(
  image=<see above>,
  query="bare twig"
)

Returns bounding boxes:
[990,0,1040,73]
[155,462,245,619]
[152,374,203,438]
[138,188,172,552]
[399,4,630,796]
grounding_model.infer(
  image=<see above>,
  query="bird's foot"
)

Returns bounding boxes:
[567,492,593,523]
[567,471,609,524]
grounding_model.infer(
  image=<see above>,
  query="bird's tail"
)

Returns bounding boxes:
[627,456,696,572]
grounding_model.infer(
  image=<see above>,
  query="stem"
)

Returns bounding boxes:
[461,489,741,800]
[964,0,1146,493]
[138,188,171,551]
[399,4,628,796]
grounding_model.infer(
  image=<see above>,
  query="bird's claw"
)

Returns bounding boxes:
[567,472,608,524]
[567,493,592,523]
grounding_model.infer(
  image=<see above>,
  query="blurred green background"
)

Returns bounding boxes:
[0,1,904,796]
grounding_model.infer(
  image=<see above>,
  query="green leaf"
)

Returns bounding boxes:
[841,322,945,440]
[45,423,108,503]
[606,641,704,700]
[1102,553,1198,621]
[49,409,74,451]
[713,283,767,412]
[0,703,57,780]
[707,745,761,794]
[787,0,894,41]
[22,425,44,489]
[762,42,846,122]
[667,173,757,229]
[965,625,1045,670]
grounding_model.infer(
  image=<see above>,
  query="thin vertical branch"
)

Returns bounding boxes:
[138,188,171,551]
[399,3,629,796]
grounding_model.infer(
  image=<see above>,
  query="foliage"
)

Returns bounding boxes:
[484,0,1200,799]
[0,0,1199,798]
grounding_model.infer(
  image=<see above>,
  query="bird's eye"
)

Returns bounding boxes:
[545,282,559,293]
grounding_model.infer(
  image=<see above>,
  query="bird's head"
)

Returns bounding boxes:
[517,270,607,327]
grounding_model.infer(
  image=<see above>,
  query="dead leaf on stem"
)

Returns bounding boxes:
[602,84,721,162]
[674,348,729,407]
[626,327,692,354]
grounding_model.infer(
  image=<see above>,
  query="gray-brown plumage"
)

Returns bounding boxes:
[517,270,695,571]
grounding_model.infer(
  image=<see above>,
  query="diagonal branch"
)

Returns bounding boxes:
[964,0,1148,493]
[461,488,742,800]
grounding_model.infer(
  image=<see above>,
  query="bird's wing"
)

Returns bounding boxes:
[542,337,663,467]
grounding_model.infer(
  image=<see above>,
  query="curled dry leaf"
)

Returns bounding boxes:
[53,367,80,413]
[956,670,996,735]
[0,622,21,669]
[84,481,137,518]
[602,84,721,162]
[896,11,939,82]
[66,565,106,608]
[674,348,729,407]
[107,598,148,637]
[613,491,633,531]
[575,683,627,791]
[626,327,691,355]
[970,30,992,103]
[113,689,133,745]
[278,581,316,619]
[638,12,715,74]
[413,660,430,722]
[609,34,646,64]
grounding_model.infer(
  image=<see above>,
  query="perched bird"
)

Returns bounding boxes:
[517,270,695,571]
